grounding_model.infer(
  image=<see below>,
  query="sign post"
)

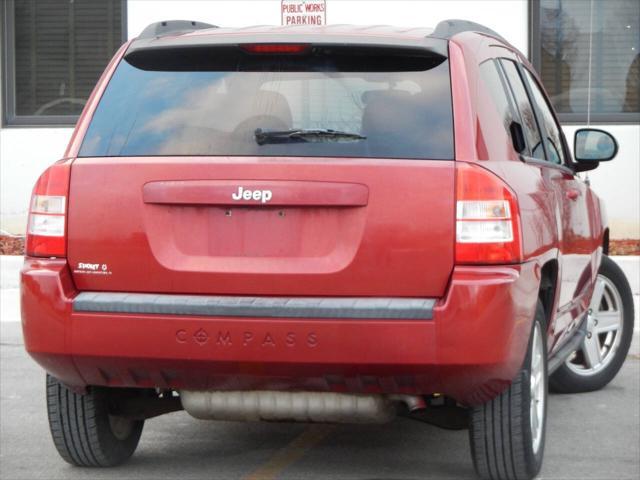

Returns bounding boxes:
[281,0,326,26]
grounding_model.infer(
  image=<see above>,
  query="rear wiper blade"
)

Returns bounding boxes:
[255,128,366,145]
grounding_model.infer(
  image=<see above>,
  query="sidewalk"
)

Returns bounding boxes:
[1,255,22,324]
[0,255,21,290]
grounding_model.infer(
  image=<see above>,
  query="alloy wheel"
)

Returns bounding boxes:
[565,275,624,376]
[530,322,545,455]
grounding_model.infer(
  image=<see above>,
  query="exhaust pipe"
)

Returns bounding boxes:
[180,390,425,424]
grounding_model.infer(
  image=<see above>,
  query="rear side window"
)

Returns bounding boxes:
[521,69,567,165]
[499,59,546,161]
[79,46,454,159]
[479,60,518,138]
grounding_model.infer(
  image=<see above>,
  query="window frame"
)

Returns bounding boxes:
[519,65,570,165]
[1,0,127,128]
[497,57,550,163]
[479,58,526,153]
[498,56,577,175]
[518,63,576,172]
[529,0,640,124]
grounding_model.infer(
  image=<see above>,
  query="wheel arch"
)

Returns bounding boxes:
[602,228,610,256]
[538,259,559,332]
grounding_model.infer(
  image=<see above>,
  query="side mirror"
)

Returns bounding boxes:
[574,128,618,171]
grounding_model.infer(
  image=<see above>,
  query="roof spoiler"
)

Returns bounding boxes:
[431,19,508,44]
[138,20,217,40]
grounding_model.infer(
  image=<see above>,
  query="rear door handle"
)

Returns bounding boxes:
[566,189,580,201]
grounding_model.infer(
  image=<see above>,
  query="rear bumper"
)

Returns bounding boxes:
[21,258,539,406]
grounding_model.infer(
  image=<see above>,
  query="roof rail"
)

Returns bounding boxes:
[431,19,508,44]
[138,20,217,40]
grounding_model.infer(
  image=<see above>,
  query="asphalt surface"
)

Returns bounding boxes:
[1,318,638,480]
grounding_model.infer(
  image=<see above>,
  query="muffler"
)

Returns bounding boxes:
[180,390,423,424]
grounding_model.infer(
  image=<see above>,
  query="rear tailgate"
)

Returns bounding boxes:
[68,36,456,296]
[68,157,454,296]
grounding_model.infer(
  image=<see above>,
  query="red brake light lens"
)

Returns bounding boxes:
[26,161,71,257]
[240,44,310,54]
[455,162,522,264]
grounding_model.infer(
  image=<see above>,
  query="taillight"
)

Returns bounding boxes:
[26,161,71,257]
[455,162,522,264]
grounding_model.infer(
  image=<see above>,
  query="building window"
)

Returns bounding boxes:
[531,0,640,123]
[2,0,126,126]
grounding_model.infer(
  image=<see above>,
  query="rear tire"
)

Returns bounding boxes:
[46,375,144,467]
[469,301,547,480]
[550,255,634,393]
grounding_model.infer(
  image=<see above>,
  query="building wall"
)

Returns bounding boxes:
[1,0,638,238]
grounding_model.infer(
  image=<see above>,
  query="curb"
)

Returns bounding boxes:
[610,256,640,295]
[1,256,23,290]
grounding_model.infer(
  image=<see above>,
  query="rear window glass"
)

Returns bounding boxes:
[78,46,454,159]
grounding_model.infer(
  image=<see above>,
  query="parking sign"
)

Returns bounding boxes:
[281,0,326,26]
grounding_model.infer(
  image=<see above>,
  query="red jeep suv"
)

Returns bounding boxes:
[21,20,634,480]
